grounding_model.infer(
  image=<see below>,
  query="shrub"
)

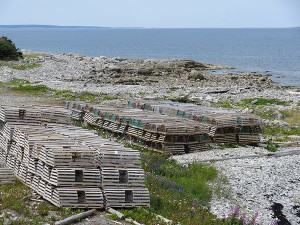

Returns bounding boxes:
[0,36,23,60]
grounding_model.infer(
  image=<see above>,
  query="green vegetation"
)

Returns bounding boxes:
[242,98,287,106]
[4,79,51,94]
[116,143,252,224]
[37,203,50,216]
[214,101,233,109]
[0,180,93,224]
[10,84,51,93]
[219,144,239,150]
[7,79,31,85]
[79,92,98,102]
[280,110,300,125]
[0,36,23,61]
[169,95,198,104]
[55,89,76,100]
[266,141,278,152]
[137,91,146,96]
[262,123,300,139]
[10,63,41,70]
[169,95,189,103]
[102,95,119,101]
[23,53,45,59]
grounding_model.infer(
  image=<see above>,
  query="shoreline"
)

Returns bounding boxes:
[1,50,300,224]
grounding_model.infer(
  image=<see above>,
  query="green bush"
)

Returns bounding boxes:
[0,36,23,61]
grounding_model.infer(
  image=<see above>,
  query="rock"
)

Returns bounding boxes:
[258,77,267,82]
[114,78,123,84]
[272,120,289,126]
[291,198,298,203]
[188,70,205,80]
[251,99,258,104]
[242,108,250,113]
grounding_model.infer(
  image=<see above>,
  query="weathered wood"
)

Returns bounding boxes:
[107,208,124,220]
[55,209,96,225]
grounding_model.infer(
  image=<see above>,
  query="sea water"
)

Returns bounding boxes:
[0,28,299,86]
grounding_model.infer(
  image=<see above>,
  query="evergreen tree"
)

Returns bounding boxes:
[0,36,23,60]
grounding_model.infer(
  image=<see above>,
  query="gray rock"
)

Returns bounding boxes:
[188,70,205,80]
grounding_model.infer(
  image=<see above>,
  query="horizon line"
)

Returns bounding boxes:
[0,24,298,29]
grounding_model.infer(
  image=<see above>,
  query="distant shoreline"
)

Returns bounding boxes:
[0,25,297,29]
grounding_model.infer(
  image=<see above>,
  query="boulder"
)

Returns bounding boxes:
[188,70,205,80]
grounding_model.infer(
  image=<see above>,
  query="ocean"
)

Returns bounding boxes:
[0,28,299,86]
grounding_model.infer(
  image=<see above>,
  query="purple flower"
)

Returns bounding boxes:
[234,206,240,217]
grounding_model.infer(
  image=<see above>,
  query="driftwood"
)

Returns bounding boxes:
[107,207,124,220]
[205,89,230,94]
[125,218,143,225]
[54,209,96,225]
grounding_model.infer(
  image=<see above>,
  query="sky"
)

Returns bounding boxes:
[0,0,300,28]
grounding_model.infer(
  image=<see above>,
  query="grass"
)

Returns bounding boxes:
[10,84,51,93]
[23,53,46,59]
[102,95,119,101]
[266,141,278,152]
[262,123,300,137]
[118,143,254,224]
[5,79,51,94]
[0,180,31,216]
[137,91,146,96]
[280,110,300,125]
[241,98,287,106]
[214,101,233,109]
[55,90,76,100]
[0,180,93,224]
[9,63,41,70]
[254,109,277,120]
[79,92,98,102]
[7,79,31,85]
[169,95,198,104]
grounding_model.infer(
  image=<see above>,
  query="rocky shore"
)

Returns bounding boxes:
[0,50,300,224]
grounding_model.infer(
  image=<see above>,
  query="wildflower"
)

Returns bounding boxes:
[234,206,240,217]
[251,212,258,224]
[192,201,195,208]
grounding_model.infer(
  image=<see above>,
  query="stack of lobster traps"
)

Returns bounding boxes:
[65,101,212,154]
[0,105,149,209]
[48,124,150,208]
[127,100,262,145]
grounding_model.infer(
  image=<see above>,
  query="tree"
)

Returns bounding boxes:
[0,36,23,61]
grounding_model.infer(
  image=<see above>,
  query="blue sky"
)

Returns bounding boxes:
[0,0,299,28]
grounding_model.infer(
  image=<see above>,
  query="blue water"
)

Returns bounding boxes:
[0,28,299,86]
